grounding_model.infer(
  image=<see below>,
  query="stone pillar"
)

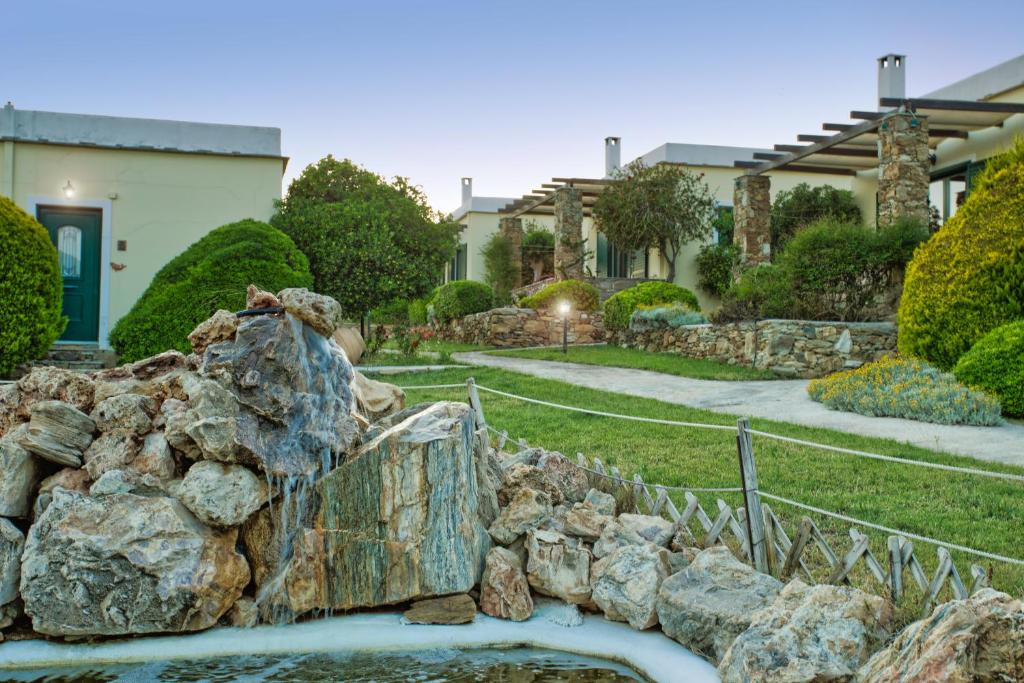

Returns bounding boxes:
[499,216,524,289]
[733,175,771,266]
[554,187,584,280]
[877,112,930,226]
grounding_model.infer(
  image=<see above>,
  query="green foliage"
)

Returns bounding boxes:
[369,298,409,325]
[432,280,494,323]
[807,356,1001,426]
[407,298,428,325]
[481,233,518,304]
[954,321,1024,417]
[630,304,708,331]
[713,265,795,323]
[109,220,312,362]
[898,139,1024,369]
[272,156,461,320]
[603,281,701,331]
[518,279,599,312]
[522,223,554,283]
[695,243,740,297]
[0,197,65,374]
[770,183,860,253]
[713,206,735,245]
[593,161,717,281]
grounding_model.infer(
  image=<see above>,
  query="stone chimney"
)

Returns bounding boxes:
[461,177,472,206]
[878,54,907,109]
[604,137,621,177]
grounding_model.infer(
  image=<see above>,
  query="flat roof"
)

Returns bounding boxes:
[452,196,519,220]
[0,104,282,159]
[924,53,1024,101]
[634,142,772,168]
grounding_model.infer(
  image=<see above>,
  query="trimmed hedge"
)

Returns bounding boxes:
[432,280,494,323]
[109,220,312,362]
[518,279,599,313]
[603,281,700,331]
[0,197,65,374]
[954,321,1024,418]
[898,139,1024,369]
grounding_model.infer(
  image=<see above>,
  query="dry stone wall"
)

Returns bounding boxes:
[440,307,605,348]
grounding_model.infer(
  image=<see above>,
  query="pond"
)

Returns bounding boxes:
[0,647,648,682]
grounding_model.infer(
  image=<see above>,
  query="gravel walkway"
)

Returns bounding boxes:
[454,352,1024,467]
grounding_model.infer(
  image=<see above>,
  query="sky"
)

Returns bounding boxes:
[4,1,1024,213]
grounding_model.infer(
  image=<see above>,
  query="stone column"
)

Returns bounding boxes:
[553,187,584,280]
[733,175,771,266]
[498,216,524,289]
[877,112,930,226]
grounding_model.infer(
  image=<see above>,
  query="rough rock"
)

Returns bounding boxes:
[479,546,533,622]
[474,435,504,529]
[593,513,674,558]
[18,400,95,467]
[332,325,365,365]
[498,463,564,507]
[541,503,571,534]
[15,366,95,417]
[92,351,191,405]
[33,467,91,519]
[563,503,612,541]
[275,402,493,614]
[277,287,343,337]
[584,488,616,516]
[403,594,477,625]
[525,529,591,605]
[177,461,267,528]
[0,383,19,437]
[161,398,201,459]
[591,544,672,630]
[719,580,892,682]
[536,451,590,503]
[488,487,553,545]
[499,447,543,471]
[0,424,38,517]
[246,284,282,310]
[656,546,783,663]
[90,393,156,435]
[83,429,140,480]
[20,489,249,636]
[350,371,405,422]
[857,588,1024,683]
[225,596,259,628]
[89,468,168,497]
[132,431,176,479]
[0,518,24,607]
[188,309,240,356]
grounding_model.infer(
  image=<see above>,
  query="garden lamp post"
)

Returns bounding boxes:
[558,300,571,354]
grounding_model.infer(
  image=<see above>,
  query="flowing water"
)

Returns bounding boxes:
[0,648,646,682]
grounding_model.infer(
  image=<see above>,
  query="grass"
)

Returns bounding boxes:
[381,339,489,353]
[488,344,777,381]
[385,366,1024,620]
[361,339,489,367]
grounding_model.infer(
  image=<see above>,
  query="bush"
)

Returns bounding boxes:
[109,220,312,362]
[407,298,428,325]
[807,356,1001,426]
[954,321,1024,417]
[481,233,518,304]
[0,197,65,374]
[696,243,740,297]
[898,139,1024,369]
[519,279,599,313]
[630,304,708,332]
[770,183,860,252]
[432,280,494,323]
[713,265,795,323]
[522,225,554,283]
[603,281,701,331]
[369,298,409,325]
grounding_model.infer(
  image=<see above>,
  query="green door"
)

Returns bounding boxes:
[38,207,102,342]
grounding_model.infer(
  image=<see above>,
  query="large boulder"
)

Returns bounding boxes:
[403,594,477,625]
[591,543,672,630]
[857,588,1024,683]
[350,371,405,422]
[479,546,533,622]
[0,518,24,607]
[277,287,343,337]
[82,429,140,480]
[584,488,616,516]
[563,502,612,541]
[18,400,95,467]
[91,351,192,405]
[0,424,38,517]
[536,451,590,503]
[90,393,156,435]
[499,463,564,507]
[15,366,94,417]
[20,489,249,636]
[719,580,892,683]
[332,325,366,365]
[525,528,592,605]
[176,461,268,528]
[657,546,783,663]
[593,513,674,558]
[488,487,552,545]
[187,309,238,356]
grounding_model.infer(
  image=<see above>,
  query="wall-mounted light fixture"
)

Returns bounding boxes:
[62,180,75,199]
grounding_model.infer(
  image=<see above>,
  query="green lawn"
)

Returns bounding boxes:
[386,366,1024,617]
[362,339,489,366]
[381,339,489,353]
[487,344,777,381]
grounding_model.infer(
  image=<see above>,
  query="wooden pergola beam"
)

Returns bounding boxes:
[734,160,857,176]
[742,116,881,175]
[880,97,1024,114]
[797,134,875,146]
[774,144,877,158]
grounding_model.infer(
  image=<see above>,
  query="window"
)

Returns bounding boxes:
[56,225,82,278]
[449,244,468,281]
[596,232,647,278]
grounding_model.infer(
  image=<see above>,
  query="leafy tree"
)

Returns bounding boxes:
[272,156,461,320]
[770,183,860,253]
[522,222,554,283]
[481,233,518,304]
[593,161,717,282]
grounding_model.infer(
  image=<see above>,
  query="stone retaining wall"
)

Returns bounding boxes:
[440,307,605,348]
[612,319,897,378]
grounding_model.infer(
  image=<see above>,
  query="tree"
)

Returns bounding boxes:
[481,233,518,304]
[769,183,860,253]
[522,222,554,283]
[593,160,717,282]
[272,156,461,320]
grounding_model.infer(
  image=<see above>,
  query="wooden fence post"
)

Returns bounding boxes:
[466,377,487,431]
[737,417,769,573]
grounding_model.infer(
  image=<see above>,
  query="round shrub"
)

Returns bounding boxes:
[696,243,740,297]
[407,298,428,325]
[431,280,494,323]
[807,356,1001,426]
[0,197,65,374]
[518,279,599,312]
[109,220,312,362]
[603,281,700,331]
[954,321,1024,417]
[898,140,1024,369]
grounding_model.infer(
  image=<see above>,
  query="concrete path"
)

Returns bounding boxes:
[454,352,1024,467]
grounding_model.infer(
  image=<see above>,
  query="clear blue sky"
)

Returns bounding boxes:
[5,1,1023,213]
